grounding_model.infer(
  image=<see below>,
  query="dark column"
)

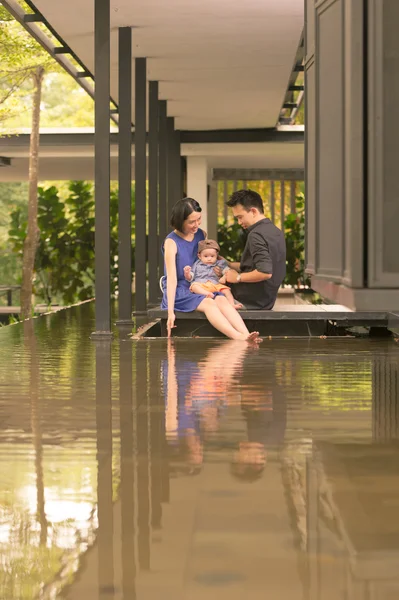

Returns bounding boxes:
[117,27,133,324]
[119,328,136,597]
[158,100,168,276]
[93,0,111,336]
[95,340,114,598]
[280,180,285,232]
[167,116,175,223]
[134,57,147,314]
[181,157,187,197]
[148,81,159,305]
[175,129,181,200]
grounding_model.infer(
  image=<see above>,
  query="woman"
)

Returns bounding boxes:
[162,197,260,341]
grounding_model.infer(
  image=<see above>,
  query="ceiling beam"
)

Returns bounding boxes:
[0,127,304,149]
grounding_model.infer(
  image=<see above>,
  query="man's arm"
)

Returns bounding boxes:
[227,261,241,272]
[225,232,273,284]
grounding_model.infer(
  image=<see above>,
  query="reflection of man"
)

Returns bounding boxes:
[230,385,287,483]
[224,189,286,310]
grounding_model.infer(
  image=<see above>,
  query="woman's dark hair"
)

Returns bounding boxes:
[226,189,264,214]
[170,197,202,232]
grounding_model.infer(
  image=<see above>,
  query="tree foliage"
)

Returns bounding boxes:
[8,181,135,305]
[0,6,54,124]
[283,192,310,287]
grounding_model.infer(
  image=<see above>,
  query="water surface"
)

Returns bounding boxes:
[0,303,399,599]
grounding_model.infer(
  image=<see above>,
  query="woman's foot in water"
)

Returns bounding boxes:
[235,331,262,343]
[247,331,262,343]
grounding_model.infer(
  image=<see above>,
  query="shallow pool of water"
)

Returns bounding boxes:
[0,303,399,599]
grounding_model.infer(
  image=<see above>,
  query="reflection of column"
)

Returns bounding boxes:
[119,329,136,597]
[136,342,151,570]
[149,346,162,531]
[306,453,320,600]
[372,351,399,441]
[95,340,114,599]
[25,320,48,547]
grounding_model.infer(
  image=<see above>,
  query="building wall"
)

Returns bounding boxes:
[305,0,399,310]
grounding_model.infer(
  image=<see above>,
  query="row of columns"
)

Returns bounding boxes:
[92,0,186,335]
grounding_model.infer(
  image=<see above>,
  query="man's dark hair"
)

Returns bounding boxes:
[230,461,265,483]
[226,189,264,214]
[170,197,202,232]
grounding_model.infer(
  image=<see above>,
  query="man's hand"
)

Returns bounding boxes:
[219,274,227,284]
[183,265,192,281]
[167,312,176,337]
[213,266,222,278]
[225,269,241,284]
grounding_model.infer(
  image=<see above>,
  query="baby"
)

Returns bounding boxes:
[184,239,243,308]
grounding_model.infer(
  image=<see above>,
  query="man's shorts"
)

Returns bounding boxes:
[190,281,229,293]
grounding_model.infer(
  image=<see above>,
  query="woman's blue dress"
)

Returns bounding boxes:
[161,229,212,312]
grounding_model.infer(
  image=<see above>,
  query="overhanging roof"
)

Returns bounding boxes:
[18,0,303,131]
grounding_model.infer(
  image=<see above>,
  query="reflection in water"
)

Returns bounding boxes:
[1,304,399,598]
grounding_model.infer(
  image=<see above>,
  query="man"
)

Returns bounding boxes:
[223,189,286,310]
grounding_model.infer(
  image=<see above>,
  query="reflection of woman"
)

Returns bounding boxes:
[164,340,250,473]
[162,197,260,342]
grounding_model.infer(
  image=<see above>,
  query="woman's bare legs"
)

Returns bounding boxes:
[196,298,247,340]
[213,295,258,337]
[196,297,261,341]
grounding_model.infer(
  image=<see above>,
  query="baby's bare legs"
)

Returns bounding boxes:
[191,282,214,298]
[221,288,243,309]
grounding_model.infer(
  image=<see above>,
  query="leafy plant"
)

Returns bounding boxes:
[283,192,310,287]
[217,221,246,262]
[7,181,135,305]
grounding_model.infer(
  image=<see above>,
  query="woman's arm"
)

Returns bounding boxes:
[164,238,178,336]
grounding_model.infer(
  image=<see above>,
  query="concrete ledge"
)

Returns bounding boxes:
[148,305,389,325]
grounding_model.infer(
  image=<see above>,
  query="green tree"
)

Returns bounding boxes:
[0,6,56,318]
[8,181,135,305]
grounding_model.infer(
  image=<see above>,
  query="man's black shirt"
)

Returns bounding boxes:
[232,218,286,310]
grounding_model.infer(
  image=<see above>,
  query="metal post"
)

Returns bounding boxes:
[7,289,12,307]
[271,181,275,223]
[223,180,228,222]
[290,181,296,213]
[93,0,111,336]
[148,81,159,306]
[281,180,285,232]
[167,116,175,222]
[134,57,147,313]
[158,101,168,272]
[117,27,132,324]
[95,341,114,597]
